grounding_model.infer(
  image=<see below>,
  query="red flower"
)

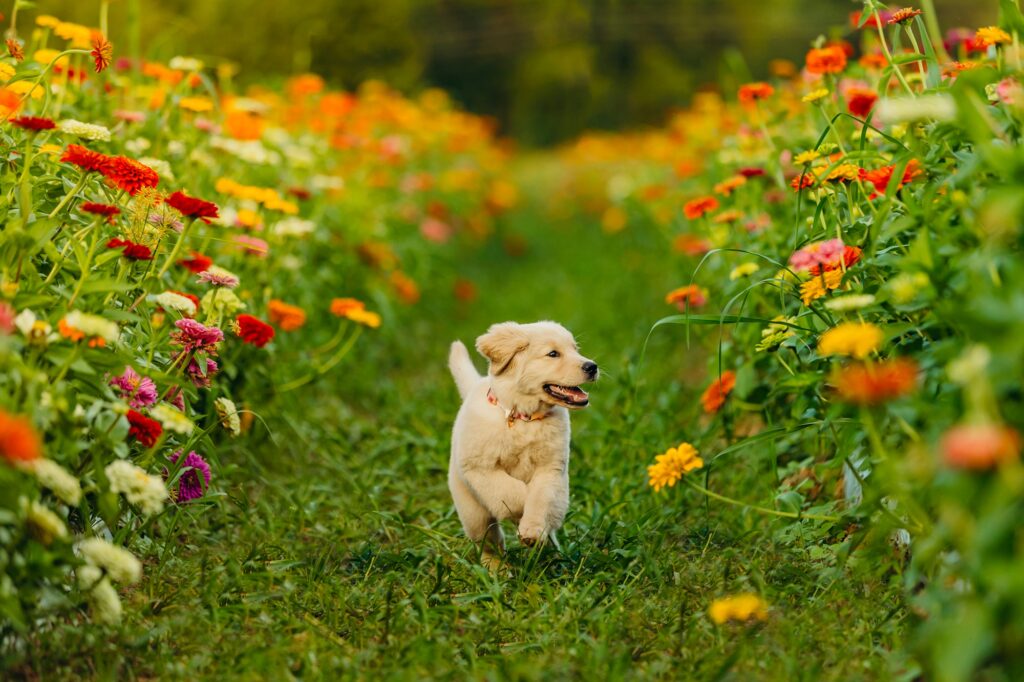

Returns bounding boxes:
[80,202,120,224]
[288,186,312,200]
[805,46,847,75]
[235,314,275,348]
[166,191,219,223]
[701,370,736,414]
[738,82,774,104]
[860,160,923,195]
[808,246,862,276]
[107,238,153,261]
[9,116,56,131]
[6,38,23,62]
[127,409,162,447]
[833,359,918,404]
[683,196,719,220]
[738,167,765,178]
[103,156,159,195]
[91,35,113,73]
[61,144,112,174]
[846,87,878,118]
[178,251,212,273]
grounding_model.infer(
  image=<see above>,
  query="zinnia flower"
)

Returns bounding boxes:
[105,460,166,515]
[817,322,883,359]
[58,119,111,141]
[267,299,307,331]
[60,144,112,173]
[170,318,223,352]
[833,359,917,404]
[6,38,24,62]
[103,156,159,195]
[888,8,922,24]
[800,268,845,305]
[10,115,56,131]
[91,35,112,73]
[709,594,769,624]
[975,26,1012,47]
[178,251,212,273]
[184,356,218,388]
[942,424,1020,470]
[805,46,847,74]
[647,442,703,492]
[109,366,158,408]
[860,160,922,195]
[701,370,736,414]
[0,410,42,464]
[166,190,219,223]
[126,409,162,447]
[80,202,120,224]
[672,233,712,256]
[738,82,774,104]
[107,237,153,260]
[683,196,720,220]
[789,239,846,272]
[167,451,211,502]
[665,285,708,310]
[846,87,878,118]
[197,266,239,288]
[235,314,275,348]
[808,246,861,276]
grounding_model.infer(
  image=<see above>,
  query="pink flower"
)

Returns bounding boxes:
[420,217,452,243]
[113,109,146,123]
[109,366,158,408]
[232,235,269,258]
[194,117,220,134]
[198,269,239,288]
[0,302,15,335]
[789,239,846,271]
[170,318,223,353]
[185,356,218,388]
[167,450,211,502]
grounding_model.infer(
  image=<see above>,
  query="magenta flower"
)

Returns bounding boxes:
[167,450,211,502]
[185,357,219,388]
[109,366,158,408]
[789,239,845,271]
[171,318,223,353]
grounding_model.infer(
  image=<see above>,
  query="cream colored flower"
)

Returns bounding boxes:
[214,397,241,436]
[150,403,194,436]
[78,565,123,624]
[28,458,82,505]
[153,291,197,316]
[105,460,167,516]
[77,538,142,584]
[24,499,68,545]
[58,119,112,141]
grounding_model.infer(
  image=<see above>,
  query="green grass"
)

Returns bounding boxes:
[13,167,910,681]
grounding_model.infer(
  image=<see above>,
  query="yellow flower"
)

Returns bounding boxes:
[0,63,14,82]
[36,15,62,28]
[825,163,859,183]
[32,49,64,66]
[793,150,820,165]
[38,144,63,156]
[179,96,214,113]
[799,268,844,305]
[802,89,830,103]
[818,322,883,359]
[708,594,769,624]
[346,308,382,329]
[235,209,262,229]
[601,206,628,234]
[976,26,1012,47]
[8,80,43,99]
[730,262,759,280]
[647,442,703,492]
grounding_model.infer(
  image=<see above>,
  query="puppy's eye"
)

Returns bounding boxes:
[547,350,560,358]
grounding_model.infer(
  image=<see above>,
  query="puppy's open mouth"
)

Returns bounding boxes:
[544,383,589,407]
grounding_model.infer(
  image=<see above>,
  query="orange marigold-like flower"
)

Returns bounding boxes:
[91,35,112,73]
[714,175,747,196]
[859,53,889,70]
[738,82,774,104]
[330,298,365,317]
[975,26,1011,47]
[805,46,848,75]
[665,285,708,310]
[6,38,23,62]
[103,156,159,195]
[672,233,712,256]
[684,196,719,220]
[391,271,421,304]
[808,245,862,276]
[833,359,917,404]
[702,370,736,414]
[888,8,922,25]
[267,299,307,331]
[61,144,112,174]
[942,424,1020,470]
[860,160,923,195]
[0,410,42,464]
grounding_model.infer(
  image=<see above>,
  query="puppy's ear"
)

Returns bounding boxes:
[476,322,529,375]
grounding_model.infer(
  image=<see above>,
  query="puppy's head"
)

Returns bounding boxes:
[476,321,598,409]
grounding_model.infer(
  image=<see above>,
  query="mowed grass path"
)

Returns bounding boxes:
[23,160,907,681]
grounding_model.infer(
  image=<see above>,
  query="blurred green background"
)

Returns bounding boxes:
[40,0,995,144]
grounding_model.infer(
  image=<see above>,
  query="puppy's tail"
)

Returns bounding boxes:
[449,340,480,399]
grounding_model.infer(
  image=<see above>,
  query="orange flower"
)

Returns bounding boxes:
[805,46,847,75]
[0,410,42,464]
[6,38,23,62]
[90,35,112,73]
[888,8,922,25]
[390,271,421,304]
[453,278,478,302]
[738,82,774,104]
[833,359,917,404]
[672,233,712,256]
[702,370,736,414]
[684,196,719,220]
[267,299,307,331]
[859,53,888,70]
[713,175,747,196]
[665,285,708,310]
[58,318,86,342]
[329,298,366,317]
[942,424,1020,470]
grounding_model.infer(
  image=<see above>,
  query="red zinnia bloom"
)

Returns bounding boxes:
[683,196,719,220]
[126,409,162,447]
[738,167,765,178]
[61,144,112,174]
[103,156,159,195]
[80,202,120,224]
[166,191,219,223]
[833,359,918,404]
[107,238,153,261]
[178,251,212,273]
[10,116,56,131]
[235,314,275,348]
[942,424,1020,470]
[701,370,736,414]
[846,87,878,118]
[860,159,923,195]
[738,82,774,105]
[91,36,113,73]
[288,186,312,200]
[790,173,816,191]
[808,246,862,276]
[806,46,847,75]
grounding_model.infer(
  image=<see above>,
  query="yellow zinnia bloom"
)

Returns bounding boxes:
[976,26,1011,47]
[818,322,883,359]
[647,442,703,492]
[345,308,382,329]
[793,150,820,165]
[800,268,844,305]
[0,63,14,82]
[7,81,43,99]
[730,262,759,280]
[36,15,62,28]
[179,96,214,113]
[708,594,769,624]
[802,89,830,103]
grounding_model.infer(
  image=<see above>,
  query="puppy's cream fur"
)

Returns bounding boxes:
[448,321,597,559]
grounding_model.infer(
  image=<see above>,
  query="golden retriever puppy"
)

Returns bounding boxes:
[448,321,598,563]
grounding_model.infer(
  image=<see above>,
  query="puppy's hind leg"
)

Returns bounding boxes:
[450,470,505,565]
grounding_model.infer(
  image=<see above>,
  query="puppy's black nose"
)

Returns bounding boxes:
[582,361,598,378]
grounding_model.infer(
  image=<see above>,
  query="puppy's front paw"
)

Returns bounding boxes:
[517,522,546,547]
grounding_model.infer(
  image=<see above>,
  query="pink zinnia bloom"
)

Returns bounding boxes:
[109,366,158,408]
[0,302,15,335]
[170,318,223,352]
[789,239,845,271]
[113,109,146,123]
[420,217,452,243]
[167,450,211,502]
[185,356,219,388]
[198,270,239,288]
[232,235,269,258]
[194,118,220,134]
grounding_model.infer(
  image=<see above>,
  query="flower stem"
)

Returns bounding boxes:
[684,479,841,522]
[48,172,91,219]
[157,218,195,278]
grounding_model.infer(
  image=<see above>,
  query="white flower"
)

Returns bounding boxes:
[214,397,241,436]
[124,137,151,156]
[152,291,197,316]
[138,157,174,182]
[824,294,876,312]
[78,565,123,625]
[24,499,68,545]
[77,538,142,584]
[169,56,204,71]
[948,345,991,386]
[15,309,56,344]
[58,119,112,141]
[310,174,344,191]
[29,459,82,505]
[63,310,120,344]
[273,217,316,238]
[150,403,194,435]
[166,140,186,157]
[105,460,167,516]
[875,94,956,125]
[209,137,279,165]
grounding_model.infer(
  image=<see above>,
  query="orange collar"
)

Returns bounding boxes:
[487,388,551,427]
